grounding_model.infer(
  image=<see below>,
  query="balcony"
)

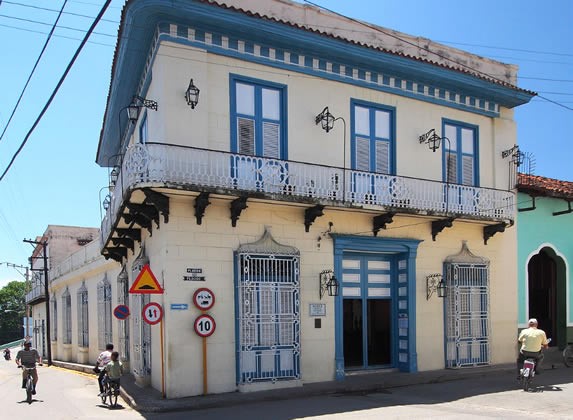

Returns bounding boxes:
[26,285,46,305]
[101,143,515,251]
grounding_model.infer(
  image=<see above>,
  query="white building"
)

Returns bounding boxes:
[45,0,534,398]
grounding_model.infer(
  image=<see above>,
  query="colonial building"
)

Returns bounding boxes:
[90,0,533,397]
[517,173,573,347]
[25,225,100,360]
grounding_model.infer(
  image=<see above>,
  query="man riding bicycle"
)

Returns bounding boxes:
[15,341,42,394]
[517,318,549,380]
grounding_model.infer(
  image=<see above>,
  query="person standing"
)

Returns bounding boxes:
[94,343,114,396]
[517,318,549,379]
[15,341,42,394]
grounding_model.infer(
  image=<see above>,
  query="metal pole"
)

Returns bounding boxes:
[24,239,51,366]
[42,241,52,366]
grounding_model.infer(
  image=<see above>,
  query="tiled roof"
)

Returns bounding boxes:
[201,0,536,96]
[517,173,573,199]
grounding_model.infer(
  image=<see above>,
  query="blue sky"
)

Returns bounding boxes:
[0,0,571,287]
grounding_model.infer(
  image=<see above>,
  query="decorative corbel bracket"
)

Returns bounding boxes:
[483,222,508,245]
[143,189,169,223]
[305,205,324,232]
[431,218,455,241]
[116,228,141,242]
[126,202,160,229]
[194,192,211,225]
[123,212,153,235]
[111,237,134,251]
[103,247,127,262]
[372,212,395,236]
[230,196,248,227]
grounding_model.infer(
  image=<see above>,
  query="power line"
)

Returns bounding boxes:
[303,0,573,111]
[0,0,114,182]
[2,0,119,24]
[0,0,69,143]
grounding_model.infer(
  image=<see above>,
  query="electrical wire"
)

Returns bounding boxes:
[0,1,69,143]
[303,0,573,111]
[0,0,114,182]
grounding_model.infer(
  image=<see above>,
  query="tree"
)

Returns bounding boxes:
[0,280,27,343]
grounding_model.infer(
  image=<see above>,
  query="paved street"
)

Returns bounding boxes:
[0,346,143,419]
[2,346,573,419]
[143,368,573,420]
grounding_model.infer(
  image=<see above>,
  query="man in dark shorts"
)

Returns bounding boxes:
[15,341,42,394]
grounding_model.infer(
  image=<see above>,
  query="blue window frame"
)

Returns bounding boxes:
[230,74,287,159]
[139,113,148,144]
[350,100,395,175]
[442,120,479,186]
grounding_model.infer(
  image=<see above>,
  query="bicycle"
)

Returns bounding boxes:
[100,372,120,407]
[19,365,40,403]
[564,342,573,367]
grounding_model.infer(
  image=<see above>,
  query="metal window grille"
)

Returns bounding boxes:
[117,267,130,360]
[97,276,113,350]
[131,248,151,377]
[62,288,72,344]
[237,250,300,384]
[51,294,57,341]
[77,283,89,347]
[445,263,490,368]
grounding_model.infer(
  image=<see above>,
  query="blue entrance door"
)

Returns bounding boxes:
[341,253,395,369]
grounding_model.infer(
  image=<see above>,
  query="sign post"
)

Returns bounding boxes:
[130,264,165,398]
[193,288,216,395]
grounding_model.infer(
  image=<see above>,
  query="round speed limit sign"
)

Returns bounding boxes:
[194,314,216,337]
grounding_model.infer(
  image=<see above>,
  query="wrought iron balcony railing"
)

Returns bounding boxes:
[101,143,515,246]
[25,285,46,304]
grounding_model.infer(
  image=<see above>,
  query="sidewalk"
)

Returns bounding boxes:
[53,349,567,414]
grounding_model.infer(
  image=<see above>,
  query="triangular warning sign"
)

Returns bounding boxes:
[129,264,163,294]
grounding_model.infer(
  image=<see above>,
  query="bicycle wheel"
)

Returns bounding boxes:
[100,381,109,405]
[109,384,118,407]
[563,345,573,367]
[26,376,33,403]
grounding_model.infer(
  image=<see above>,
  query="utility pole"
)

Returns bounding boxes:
[24,239,51,366]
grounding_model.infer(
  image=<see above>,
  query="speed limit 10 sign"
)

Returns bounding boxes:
[194,314,216,337]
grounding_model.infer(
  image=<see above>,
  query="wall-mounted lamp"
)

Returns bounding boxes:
[185,78,200,109]
[319,269,340,299]
[419,128,442,152]
[109,167,120,188]
[127,95,158,123]
[426,273,446,300]
[315,106,335,133]
[102,195,111,210]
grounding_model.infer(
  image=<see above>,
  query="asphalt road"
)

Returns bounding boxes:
[1,345,572,419]
[0,346,143,419]
[145,367,573,419]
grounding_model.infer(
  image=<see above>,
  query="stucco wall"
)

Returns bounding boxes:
[517,192,573,328]
[134,42,516,191]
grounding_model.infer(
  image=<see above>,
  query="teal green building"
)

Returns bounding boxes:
[517,174,573,347]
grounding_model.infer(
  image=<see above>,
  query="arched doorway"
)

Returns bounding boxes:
[528,247,566,347]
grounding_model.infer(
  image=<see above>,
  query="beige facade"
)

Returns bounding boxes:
[33,0,534,399]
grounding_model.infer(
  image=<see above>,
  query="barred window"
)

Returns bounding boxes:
[97,276,113,350]
[62,288,72,344]
[77,283,89,347]
[50,294,57,342]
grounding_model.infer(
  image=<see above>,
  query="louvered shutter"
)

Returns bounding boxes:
[356,137,370,171]
[375,141,390,174]
[263,122,280,158]
[238,118,255,155]
[462,156,474,185]
[447,154,457,183]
